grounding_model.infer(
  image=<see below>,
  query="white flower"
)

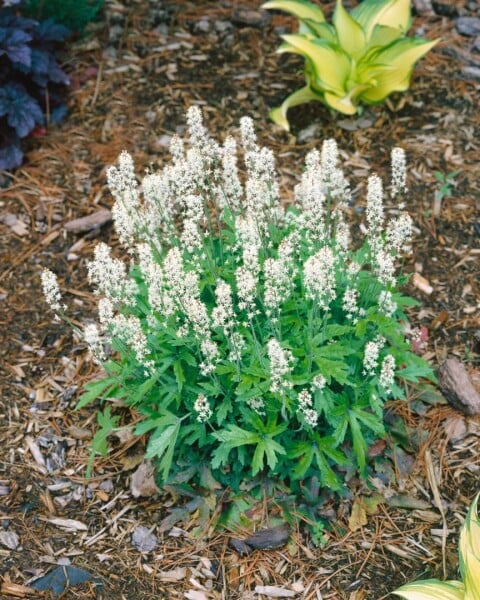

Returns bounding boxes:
[199,338,219,375]
[41,269,65,312]
[212,280,234,331]
[246,396,265,416]
[267,338,294,394]
[303,247,337,310]
[386,213,412,254]
[298,389,313,410]
[180,218,203,254]
[219,136,242,213]
[302,408,319,427]
[378,290,397,317]
[111,314,152,370]
[88,243,138,305]
[343,287,359,321]
[84,323,106,362]
[235,265,258,317]
[311,374,326,390]
[107,151,140,248]
[363,336,386,376]
[194,394,212,422]
[379,354,396,393]
[391,147,407,200]
[263,255,292,317]
[335,212,350,255]
[366,174,384,240]
[375,249,396,286]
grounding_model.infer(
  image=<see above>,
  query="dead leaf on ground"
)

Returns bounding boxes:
[131,525,158,553]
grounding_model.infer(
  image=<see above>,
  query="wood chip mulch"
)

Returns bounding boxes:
[0,0,479,598]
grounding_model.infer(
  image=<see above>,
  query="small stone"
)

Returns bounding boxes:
[0,530,20,550]
[456,16,480,36]
[463,65,480,78]
[195,19,210,33]
[214,20,233,34]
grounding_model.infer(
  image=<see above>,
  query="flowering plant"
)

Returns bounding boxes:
[43,107,434,491]
[262,0,439,129]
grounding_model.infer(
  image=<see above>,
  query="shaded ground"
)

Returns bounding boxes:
[0,0,479,598]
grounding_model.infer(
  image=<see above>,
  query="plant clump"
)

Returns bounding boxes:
[43,107,435,495]
[0,2,70,169]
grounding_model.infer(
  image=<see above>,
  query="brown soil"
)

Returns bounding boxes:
[0,1,479,598]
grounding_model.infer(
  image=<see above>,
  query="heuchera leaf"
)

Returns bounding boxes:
[0,130,23,170]
[34,19,71,43]
[0,82,44,137]
[0,27,32,67]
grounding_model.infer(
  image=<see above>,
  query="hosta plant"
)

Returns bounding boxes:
[0,7,69,169]
[42,107,434,493]
[262,0,439,130]
[392,493,480,599]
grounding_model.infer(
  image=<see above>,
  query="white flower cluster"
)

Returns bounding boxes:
[246,396,266,416]
[391,147,407,200]
[363,336,386,376]
[194,393,212,423]
[379,354,396,394]
[378,290,397,317]
[87,243,138,306]
[41,270,65,313]
[267,338,293,394]
[303,247,337,310]
[297,389,318,427]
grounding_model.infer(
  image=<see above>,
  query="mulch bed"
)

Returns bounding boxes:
[0,0,479,598]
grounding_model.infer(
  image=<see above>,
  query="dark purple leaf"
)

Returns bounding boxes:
[0,27,32,67]
[0,130,23,170]
[34,19,70,43]
[0,83,44,137]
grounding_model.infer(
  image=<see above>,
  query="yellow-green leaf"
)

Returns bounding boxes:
[323,91,358,115]
[333,0,366,58]
[261,0,325,23]
[462,548,480,600]
[367,23,405,50]
[351,0,412,40]
[279,34,351,95]
[269,85,322,131]
[300,19,337,43]
[360,37,439,103]
[392,579,465,600]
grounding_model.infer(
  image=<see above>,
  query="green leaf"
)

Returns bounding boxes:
[348,411,367,473]
[76,377,118,410]
[145,415,181,482]
[313,356,349,384]
[173,360,185,392]
[86,405,120,477]
[397,355,436,383]
[289,442,314,479]
[313,445,342,490]
[252,437,286,475]
[314,342,355,359]
[211,425,260,470]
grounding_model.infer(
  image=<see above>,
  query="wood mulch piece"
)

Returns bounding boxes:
[0,0,479,597]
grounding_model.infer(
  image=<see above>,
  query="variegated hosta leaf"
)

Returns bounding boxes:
[269,85,322,131]
[392,579,465,600]
[360,37,439,103]
[333,0,366,58]
[261,0,325,23]
[351,0,412,39]
[460,493,480,600]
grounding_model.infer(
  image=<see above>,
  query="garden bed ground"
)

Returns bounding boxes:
[0,0,479,598]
